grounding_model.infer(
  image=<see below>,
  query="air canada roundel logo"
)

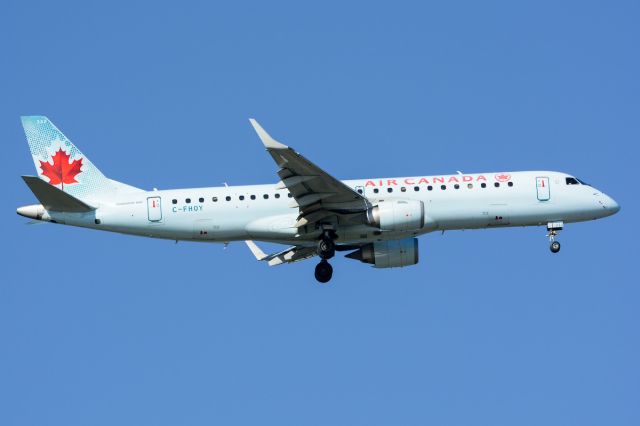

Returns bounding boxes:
[495,173,511,182]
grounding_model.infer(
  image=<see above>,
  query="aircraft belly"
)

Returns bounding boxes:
[245,213,298,240]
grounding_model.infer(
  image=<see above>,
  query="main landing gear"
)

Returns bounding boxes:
[315,232,336,283]
[547,221,563,254]
[315,260,333,283]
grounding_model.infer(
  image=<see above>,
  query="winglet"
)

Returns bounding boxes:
[245,240,268,261]
[249,119,288,149]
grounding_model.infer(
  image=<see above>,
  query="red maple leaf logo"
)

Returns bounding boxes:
[39,148,83,190]
[495,173,511,182]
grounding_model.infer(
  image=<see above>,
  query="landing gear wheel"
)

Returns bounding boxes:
[317,238,335,260]
[314,260,333,283]
[546,223,563,254]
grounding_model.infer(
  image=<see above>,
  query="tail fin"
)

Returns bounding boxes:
[21,116,118,200]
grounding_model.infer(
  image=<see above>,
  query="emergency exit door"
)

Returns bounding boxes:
[536,177,550,201]
[147,197,162,221]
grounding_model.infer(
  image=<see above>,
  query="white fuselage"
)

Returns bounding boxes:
[34,171,619,247]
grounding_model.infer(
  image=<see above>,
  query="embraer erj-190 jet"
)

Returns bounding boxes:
[17,117,620,283]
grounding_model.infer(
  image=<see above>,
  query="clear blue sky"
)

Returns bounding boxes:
[2,1,638,425]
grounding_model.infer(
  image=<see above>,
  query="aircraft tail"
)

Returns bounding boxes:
[21,116,137,201]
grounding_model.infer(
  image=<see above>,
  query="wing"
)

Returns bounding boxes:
[245,240,317,266]
[249,119,371,232]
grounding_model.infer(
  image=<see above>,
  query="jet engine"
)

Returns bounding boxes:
[366,199,425,232]
[346,238,419,268]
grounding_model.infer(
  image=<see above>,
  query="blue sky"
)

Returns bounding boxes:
[1,1,639,425]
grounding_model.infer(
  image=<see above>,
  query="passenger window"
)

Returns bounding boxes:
[225,196,231,201]
[441,185,446,190]
[199,197,204,203]
[357,188,363,194]
[508,182,513,187]
[494,182,500,188]
[414,186,420,192]
[250,195,256,200]
[373,188,379,194]
[287,193,293,198]
[239,195,245,200]
[263,194,269,199]
[172,199,177,204]
[401,187,406,192]
[454,184,460,189]
[212,197,218,202]
[387,188,393,193]
[467,183,473,189]
[185,198,191,204]
[428,185,433,191]
[481,183,487,188]
[275,193,280,199]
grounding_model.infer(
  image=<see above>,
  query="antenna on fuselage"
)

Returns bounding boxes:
[456,171,463,175]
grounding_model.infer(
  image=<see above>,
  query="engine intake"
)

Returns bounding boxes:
[367,199,425,232]
[346,238,419,268]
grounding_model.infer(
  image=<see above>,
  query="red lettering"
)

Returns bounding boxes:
[387,179,397,186]
[404,178,415,185]
[462,175,472,182]
[433,177,444,183]
[418,177,430,184]
[365,180,376,187]
[476,175,487,182]
[448,176,459,183]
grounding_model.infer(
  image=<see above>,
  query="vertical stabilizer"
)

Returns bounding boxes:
[21,116,114,200]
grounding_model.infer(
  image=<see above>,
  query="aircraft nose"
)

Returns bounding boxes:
[598,193,620,215]
[607,196,620,214]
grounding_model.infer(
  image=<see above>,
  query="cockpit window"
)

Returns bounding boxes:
[576,178,590,186]
[565,177,580,185]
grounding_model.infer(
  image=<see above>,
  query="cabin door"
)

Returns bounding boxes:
[536,177,550,201]
[147,197,162,222]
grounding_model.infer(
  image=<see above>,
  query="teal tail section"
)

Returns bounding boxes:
[21,116,138,200]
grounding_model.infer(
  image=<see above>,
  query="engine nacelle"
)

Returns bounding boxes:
[346,238,419,268]
[367,199,425,232]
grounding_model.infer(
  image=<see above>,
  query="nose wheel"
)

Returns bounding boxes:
[315,260,333,283]
[547,222,563,254]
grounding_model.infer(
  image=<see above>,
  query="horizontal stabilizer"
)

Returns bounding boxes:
[22,176,95,212]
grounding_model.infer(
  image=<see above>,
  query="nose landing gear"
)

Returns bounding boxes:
[547,221,563,254]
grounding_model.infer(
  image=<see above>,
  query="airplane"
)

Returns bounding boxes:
[17,116,620,283]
